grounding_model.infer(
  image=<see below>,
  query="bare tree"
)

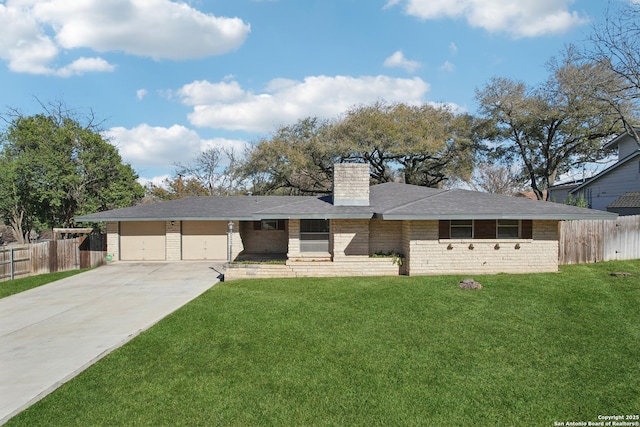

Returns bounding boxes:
[585,2,640,141]
[468,163,527,194]
[174,145,250,196]
[175,147,223,196]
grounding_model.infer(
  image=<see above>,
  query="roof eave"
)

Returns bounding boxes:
[379,213,618,221]
[75,213,375,222]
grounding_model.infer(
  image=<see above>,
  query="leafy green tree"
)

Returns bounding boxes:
[476,51,626,200]
[0,107,144,242]
[240,102,477,194]
[144,176,209,202]
[242,117,345,195]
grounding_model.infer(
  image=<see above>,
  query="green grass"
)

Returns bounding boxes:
[7,261,640,426]
[0,269,88,299]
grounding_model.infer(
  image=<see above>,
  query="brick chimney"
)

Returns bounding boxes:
[332,163,370,206]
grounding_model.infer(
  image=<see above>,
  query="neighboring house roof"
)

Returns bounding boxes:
[570,151,640,194]
[607,192,640,209]
[75,182,617,223]
[603,127,640,150]
[547,179,586,192]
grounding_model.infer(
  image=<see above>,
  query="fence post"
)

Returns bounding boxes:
[10,247,14,280]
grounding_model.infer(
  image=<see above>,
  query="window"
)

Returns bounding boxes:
[450,220,473,238]
[440,219,533,239]
[497,219,520,238]
[261,219,279,230]
[300,219,330,252]
[253,220,285,231]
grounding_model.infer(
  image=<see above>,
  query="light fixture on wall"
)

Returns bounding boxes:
[170,221,175,226]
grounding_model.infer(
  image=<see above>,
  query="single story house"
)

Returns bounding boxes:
[549,130,640,213]
[76,164,617,278]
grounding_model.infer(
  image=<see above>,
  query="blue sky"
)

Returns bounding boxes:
[0,0,620,185]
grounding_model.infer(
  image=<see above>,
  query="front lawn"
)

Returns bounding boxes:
[7,261,640,426]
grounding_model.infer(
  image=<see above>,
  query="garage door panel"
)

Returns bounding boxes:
[182,221,227,260]
[120,222,166,261]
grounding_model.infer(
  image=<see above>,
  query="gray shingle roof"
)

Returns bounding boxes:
[607,192,640,208]
[75,182,618,222]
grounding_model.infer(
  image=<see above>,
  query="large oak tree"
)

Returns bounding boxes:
[475,51,626,200]
[240,102,477,195]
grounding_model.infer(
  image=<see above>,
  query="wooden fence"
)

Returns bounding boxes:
[559,215,640,265]
[0,234,106,281]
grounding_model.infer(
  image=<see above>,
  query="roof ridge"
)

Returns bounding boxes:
[383,188,451,213]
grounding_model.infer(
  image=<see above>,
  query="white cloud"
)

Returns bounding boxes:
[0,0,250,75]
[104,124,250,175]
[178,80,248,105]
[449,42,458,56]
[138,174,171,188]
[388,0,588,37]
[440,60,455,72]
[136,89,148,100]
[104,124,203,170]
[383,50,422,73]
[55,57,116,77]
[177,75,431,133]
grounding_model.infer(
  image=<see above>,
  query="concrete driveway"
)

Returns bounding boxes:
[0,262,222,424]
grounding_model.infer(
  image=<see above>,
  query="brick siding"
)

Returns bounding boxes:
[333,163,370,206]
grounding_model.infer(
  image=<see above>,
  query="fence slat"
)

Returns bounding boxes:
[559,214,640,264]
[0,235,106,282]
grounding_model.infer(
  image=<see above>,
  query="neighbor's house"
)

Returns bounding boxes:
[548,130,640,214]
[76,164,616,279]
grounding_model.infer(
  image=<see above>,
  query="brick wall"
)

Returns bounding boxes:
[287,219,301,258]
[403,220,559,275]
[333,163,370,206]
[240,221,288,254]
[332,218,369,258]
[106,222,119,261]
[230,220,244,261]
[225,257,400,280]
[370,219,403,254]
[165,221,181,261]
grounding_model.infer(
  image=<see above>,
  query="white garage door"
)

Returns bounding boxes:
[182,221,228,260]
[120,222,166,261]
